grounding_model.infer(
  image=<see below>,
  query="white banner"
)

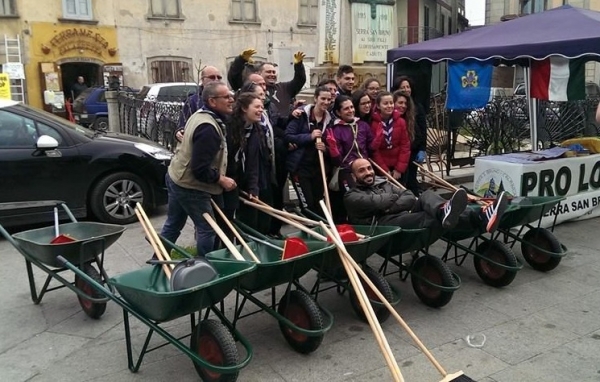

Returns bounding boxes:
[318,0,341,65]
[474,154,600,227]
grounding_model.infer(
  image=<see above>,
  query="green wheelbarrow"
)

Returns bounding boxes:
[237,221,402,324]
[206,237,335,355]
[57,236,257,382]
[494,196,568,272]
[440,203,524,288]
[376,226,462,308]
[0,200,125,319]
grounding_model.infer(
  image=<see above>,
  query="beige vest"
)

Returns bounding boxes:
[168,111,227,194]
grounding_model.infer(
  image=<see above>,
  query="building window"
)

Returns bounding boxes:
[440,14,445,35]
[521,0,547,14]
[0,0,16,16]
[298,0,318,26]
[150,0,181,18]
[62,0,93,20]
[231,0,257,22]
[149,59,191,83]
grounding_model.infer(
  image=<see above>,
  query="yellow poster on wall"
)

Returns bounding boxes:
[0,73,11,100]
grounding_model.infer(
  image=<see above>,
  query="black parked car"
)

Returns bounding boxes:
[0,100,172,227]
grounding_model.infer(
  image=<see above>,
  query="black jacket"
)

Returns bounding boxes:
[227,55,307,119]
[413,103,427,152]
[344,178,417,225]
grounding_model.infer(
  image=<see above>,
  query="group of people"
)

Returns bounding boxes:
[160,48,509,257]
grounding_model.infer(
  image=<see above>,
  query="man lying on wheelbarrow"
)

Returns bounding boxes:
[343,158,509,234]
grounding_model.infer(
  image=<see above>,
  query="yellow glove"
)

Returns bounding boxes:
[293,51,306,64]
[240,48,257,63]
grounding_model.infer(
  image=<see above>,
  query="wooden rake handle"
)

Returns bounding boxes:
[318,202,404,382]
[239,198,328,241]
[369,159,406,190]
[134,206,172,279]
[202,213,246,261]
[210,200,260,263]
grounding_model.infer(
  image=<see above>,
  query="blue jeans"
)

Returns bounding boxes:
[160,174,221,257]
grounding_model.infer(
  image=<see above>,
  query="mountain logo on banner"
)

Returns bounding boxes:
[447,60,494,111]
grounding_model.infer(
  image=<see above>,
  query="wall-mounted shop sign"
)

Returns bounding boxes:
[48,28,109,56]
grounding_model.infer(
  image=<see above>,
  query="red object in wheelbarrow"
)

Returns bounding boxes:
[281,237,310,260]
[326,224,360,243]
[50,207,76,244]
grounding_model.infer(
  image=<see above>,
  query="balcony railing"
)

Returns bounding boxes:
[397,26,444,46]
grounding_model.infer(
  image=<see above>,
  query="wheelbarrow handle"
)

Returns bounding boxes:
[146,259,187,265]
[56,255,254,375]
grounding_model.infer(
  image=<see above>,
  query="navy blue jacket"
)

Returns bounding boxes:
[284,105,332,174]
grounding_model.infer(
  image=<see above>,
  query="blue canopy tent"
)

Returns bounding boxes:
[386,5,600,158]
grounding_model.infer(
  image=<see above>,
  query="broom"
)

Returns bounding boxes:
[319,202,476,382]
[413,162,488,206]
[318,202,404,382]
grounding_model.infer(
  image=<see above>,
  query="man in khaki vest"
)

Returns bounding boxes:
[160,82,237,256]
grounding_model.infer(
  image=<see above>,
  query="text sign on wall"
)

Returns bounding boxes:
[318,0,341,65]
[2,63,25,80]
[351,4,394,64]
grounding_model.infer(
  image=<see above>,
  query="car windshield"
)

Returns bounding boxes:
[11,103,95,138]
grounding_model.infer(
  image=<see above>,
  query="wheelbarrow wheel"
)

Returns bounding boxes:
[349,266,394,323]
[474,240,518,287]
[277,290,324,354]
[411,255,456,308]
[521,228,562,272]
[190,319,239,382]
[74,263,107,319]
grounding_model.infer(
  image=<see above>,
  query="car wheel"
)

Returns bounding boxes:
[93,117,109,132]
[90,172,150,224]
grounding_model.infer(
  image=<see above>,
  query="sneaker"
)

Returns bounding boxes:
[482,191,509,233]
[441,189,468,229]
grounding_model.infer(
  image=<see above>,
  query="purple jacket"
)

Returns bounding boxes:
[324,118,373,170]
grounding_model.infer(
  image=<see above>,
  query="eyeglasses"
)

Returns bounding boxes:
[203,75,223,80]
[211,94,234,100]
[359,101,372,106]
[367,87,380,91]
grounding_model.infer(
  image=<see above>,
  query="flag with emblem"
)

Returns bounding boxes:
[530,56,586,101]
[446,59,494,110]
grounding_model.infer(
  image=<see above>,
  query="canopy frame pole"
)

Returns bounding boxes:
[524,65,538,150]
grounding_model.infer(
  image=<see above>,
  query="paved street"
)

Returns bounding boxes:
[1,206,600,382]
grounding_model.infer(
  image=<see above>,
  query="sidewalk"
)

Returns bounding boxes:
[1,188,600,381]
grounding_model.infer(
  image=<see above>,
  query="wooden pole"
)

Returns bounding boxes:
[134,208,172,279]
[368,159,406,190]
[210,200,261,263]
[319,202,403,382]
[239,198,328,241]
[202,213,246,261]
[316,137,332,214]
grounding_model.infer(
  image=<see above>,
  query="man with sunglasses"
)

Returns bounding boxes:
[227,47,306,119]
[176,66,223,141]
[161,81,237,257]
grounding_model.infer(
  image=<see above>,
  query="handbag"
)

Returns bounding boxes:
[328,166,341,191]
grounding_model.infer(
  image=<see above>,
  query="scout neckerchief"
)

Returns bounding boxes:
[234,123,254,173]
[381,115,394,149]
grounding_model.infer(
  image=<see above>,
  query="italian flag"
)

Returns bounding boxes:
[530,57,586,101]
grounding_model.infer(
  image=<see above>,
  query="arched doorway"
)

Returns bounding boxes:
[59,62,101,100]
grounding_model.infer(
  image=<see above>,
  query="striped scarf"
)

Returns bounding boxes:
[381,117,394,149]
